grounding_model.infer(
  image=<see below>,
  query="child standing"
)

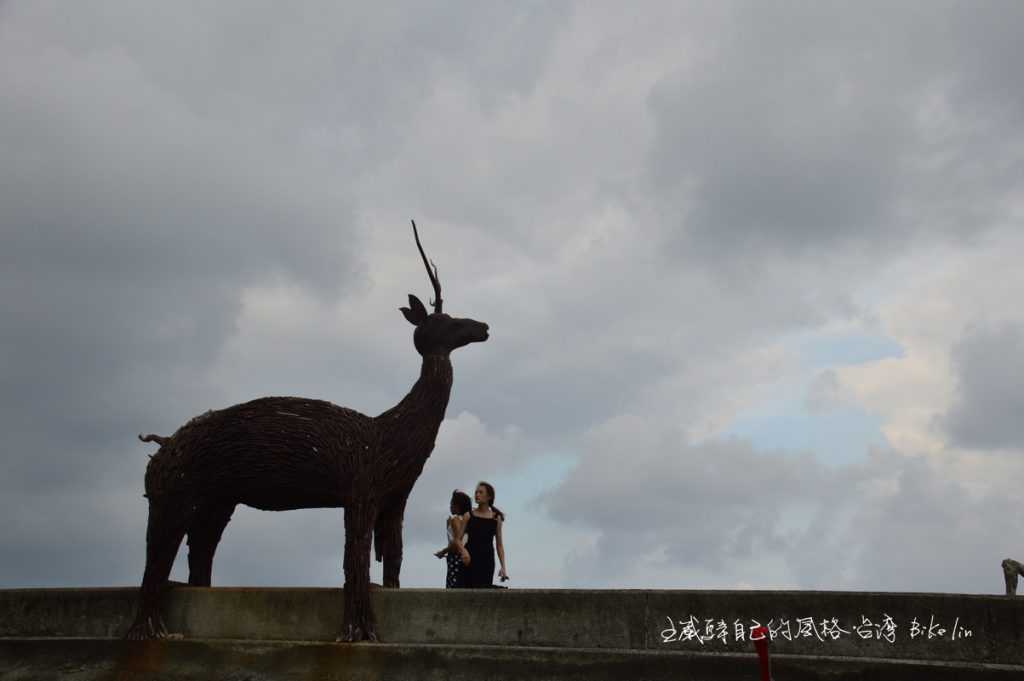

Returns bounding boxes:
[434,489,472,588]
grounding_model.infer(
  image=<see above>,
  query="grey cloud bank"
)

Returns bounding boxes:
[1,1,1023,592]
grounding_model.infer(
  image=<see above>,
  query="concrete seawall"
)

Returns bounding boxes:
[2,587,1023,679]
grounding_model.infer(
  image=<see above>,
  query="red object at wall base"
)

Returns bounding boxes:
[751,625,773,681]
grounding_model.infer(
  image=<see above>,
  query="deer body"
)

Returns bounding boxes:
[145,397,360,511]
[126,222,486,642]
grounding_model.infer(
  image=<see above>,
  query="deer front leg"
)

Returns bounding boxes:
[339,503,379,642]
[374,495,408,588]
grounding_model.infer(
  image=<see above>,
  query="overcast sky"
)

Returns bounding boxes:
[2,1,1024,595]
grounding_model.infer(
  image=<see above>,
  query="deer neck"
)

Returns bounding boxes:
[376,354,453,458]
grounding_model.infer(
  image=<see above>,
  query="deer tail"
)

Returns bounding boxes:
[138,433,170,446]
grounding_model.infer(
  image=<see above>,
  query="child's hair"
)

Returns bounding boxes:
[477,481,505,521]
[450,489,472,515]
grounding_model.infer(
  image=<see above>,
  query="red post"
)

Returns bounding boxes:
[752,625,772,681]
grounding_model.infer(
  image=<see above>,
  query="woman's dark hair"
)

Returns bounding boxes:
[477,481,505,521]
[450,490,472,515]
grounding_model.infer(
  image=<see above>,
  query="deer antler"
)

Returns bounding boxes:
[411,219,442,314]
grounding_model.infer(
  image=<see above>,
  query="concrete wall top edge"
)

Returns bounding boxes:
[0,587,1015,598]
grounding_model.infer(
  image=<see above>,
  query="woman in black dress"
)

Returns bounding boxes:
[435,490,472,588]
[465,481,509,588]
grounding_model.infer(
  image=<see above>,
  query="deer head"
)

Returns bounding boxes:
[400,221,489,357]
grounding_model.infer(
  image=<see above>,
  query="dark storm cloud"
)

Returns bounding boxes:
[941,322,1024,451]
[0,23,365,481]
[644,0,1024,266]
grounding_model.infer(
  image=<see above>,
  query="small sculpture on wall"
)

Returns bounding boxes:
[1002,558,1024,595]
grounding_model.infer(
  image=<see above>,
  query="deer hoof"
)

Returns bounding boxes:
[125,614,169,641]
[336,623,380,643]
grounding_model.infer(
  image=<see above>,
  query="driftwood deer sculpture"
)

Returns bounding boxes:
[125,221,489,641]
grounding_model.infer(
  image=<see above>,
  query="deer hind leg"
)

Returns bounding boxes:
[126,499,189,640]
[374,495,408,588]
[187,502,236,587]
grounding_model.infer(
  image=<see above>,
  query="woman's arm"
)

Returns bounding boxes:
[496,516,508,580]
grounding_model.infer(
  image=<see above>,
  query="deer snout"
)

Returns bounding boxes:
[465,321,489,344]
[453,319,488,346]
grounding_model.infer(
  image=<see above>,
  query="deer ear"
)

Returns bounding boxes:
[408,294,429,319]
[401,294,429,325]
